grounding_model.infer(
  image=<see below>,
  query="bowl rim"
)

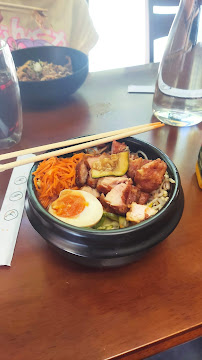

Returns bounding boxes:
[27,137,181,237]
[13,45,89,85]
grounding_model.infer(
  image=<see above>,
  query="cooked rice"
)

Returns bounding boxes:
[147,171,175,211]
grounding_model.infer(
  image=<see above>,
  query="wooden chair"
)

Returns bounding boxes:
[148,0,180,62]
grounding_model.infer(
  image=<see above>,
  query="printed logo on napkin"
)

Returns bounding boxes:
[0,154,35,266]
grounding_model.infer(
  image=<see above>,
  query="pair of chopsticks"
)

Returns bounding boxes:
[0,122,164,172]
[0,2,48,14]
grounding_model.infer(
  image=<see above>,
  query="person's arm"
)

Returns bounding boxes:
[69,0,98,54]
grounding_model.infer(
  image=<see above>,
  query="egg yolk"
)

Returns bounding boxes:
[52,193,88,218]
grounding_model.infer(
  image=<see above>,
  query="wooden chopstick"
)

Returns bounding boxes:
[0,122,162,162]
[0,2,48,13]
[0,122,164,173]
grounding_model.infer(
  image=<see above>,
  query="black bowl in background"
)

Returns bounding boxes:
[12,46,89,107]
[25,137,184,268]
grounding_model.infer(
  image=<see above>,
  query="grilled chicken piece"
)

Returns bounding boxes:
[84,154,106,169]
[80,186,100,198]
[127,157,150,180]
[104,183,131,214]
[126,186,150,205]
[111,140,128,154]
[99,193,117,214]
[129,153,139,160]
[75,160,88,187]
[97,175,132,194]
[138,191,150,205]
[135,158,167,193]
[126,185,141,205]
[87,170,98,188]
[126,202,157,224]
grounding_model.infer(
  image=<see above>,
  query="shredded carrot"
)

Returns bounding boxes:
[33,153,84,208]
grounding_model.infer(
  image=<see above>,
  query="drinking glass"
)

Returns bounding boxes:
[0,40,22,149]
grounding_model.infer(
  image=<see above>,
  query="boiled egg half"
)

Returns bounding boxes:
[48,189,103,227]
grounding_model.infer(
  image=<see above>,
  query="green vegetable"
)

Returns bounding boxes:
[91,151,129,178]
[93,212,130,230]
[103,211,119,221]
[93,215,106,229]
[119,216,129,229]
[93,214,119,230]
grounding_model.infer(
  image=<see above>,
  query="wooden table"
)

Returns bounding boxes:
[0,63,202,360]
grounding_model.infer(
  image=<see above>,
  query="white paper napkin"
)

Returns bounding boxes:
[0,154,35,266]
[128,85,155,93]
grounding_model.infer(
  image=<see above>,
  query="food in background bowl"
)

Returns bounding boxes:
[12,46,88,106]
[26,137,184,268]
[32,139,175,230]
[17,57,72,81]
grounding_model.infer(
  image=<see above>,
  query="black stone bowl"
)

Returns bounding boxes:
[25,137,184,268]
[12,46,88,107]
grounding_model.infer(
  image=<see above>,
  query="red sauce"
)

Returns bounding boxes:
[52,193,87,218]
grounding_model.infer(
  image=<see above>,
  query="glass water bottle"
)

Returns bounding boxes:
[153,0,202,127]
